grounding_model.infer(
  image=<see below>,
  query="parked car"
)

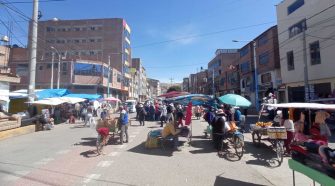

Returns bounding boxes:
[125,100,137,113]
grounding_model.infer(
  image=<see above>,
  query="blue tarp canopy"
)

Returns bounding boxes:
[65,94,102,101]
[36,89,70,100]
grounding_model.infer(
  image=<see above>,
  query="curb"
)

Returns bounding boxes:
[0,125,36,141]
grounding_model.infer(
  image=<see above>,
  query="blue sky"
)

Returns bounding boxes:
[0,0,282,83]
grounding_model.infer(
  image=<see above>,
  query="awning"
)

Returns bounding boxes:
[65,93,102,100]
[264,103,335,110]
[37,89,70,100]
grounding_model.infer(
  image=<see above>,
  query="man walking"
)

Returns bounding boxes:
[138,104,146,126]
[119,106,129,144]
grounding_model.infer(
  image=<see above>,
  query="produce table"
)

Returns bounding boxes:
[288,159,335,186]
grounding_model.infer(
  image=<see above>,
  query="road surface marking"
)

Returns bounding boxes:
[83,174,100,183]
[56,149,70,154]
[108,152,119,157]
[34,158,54,165]
[129,135,136,138]
[97,161,114,168]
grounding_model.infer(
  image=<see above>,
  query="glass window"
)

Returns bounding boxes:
[287,51,295,71]
[259,51,270,65]
[258,33,268,47]
[289,19,306,38]
[90,39,95,42]
[288,0,304,15]
[240,61,250,73]
[75,27,80,31]
[261,73,272,84]
[39,65,43,70]
[310,41,321,65]
[74,39,80,43]
[47,64,51,69]
[89,51,95,56]
[82,39,86,43]
[90,26,96,31]
[240,47,249,57]
[220,78,225,86]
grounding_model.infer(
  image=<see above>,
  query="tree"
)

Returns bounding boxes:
[167,86,181,93]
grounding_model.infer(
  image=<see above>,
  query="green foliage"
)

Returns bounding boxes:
[167,86,181,93]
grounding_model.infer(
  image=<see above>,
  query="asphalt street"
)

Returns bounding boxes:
[0,114,328,186]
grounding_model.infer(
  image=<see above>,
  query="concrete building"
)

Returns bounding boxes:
[9,47,125,99]
[189,74,196,94]
[147,78,161,98]
[27,18,131,98]
[208,49,239,96]
[239,26,281,105]
[194,69,208,94]
[132,58,148,102]
[0,45,20,111]
[277,0,335,102]
[182,77,189,92]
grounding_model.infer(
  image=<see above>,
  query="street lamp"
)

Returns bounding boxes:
[233,40,259,112]
[50,46,61,89]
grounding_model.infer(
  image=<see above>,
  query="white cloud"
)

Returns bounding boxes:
[165,23,198,45]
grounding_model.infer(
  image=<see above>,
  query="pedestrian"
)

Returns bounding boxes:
[212,109,226,151]
[119,106,129,144]
[135,102,140,119]
[149,104,155,121]
[75,102,81,119]
[138,104,146,126]
[282,108,294,154]
[166,103,174,122]
[160,104,167,127]
[176,105,184,127]
[194,105,201,120]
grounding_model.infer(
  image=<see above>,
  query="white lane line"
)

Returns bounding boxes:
[83,174,100,183]
[97,161,114,168]
[34,158,54,165]
[2,170,29,181]
[108,152,119,157]
[129,135,137,138]
[56,149,70,155]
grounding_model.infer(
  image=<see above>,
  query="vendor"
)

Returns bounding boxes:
[293,109,308,142]
[282,108,294,154]
[311,110,331,144]
[161,121,181,151]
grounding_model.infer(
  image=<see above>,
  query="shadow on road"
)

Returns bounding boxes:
[243,141,281,167]
[188,139,217,154]
[214,175,267,186]
[127,142,174,157]
[74,137,96,147]
[80,150,99,158]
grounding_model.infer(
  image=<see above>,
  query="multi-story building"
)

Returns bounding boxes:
[195,69,208,94]
[208,49,239,96]
[277,0,335,102]
[132,58,148,102]
[9,47,125,99]
[147,78,161,98]
[189,74,196,94]
[0,45,20,111]
[25,18,131,98]
[239,26,281,105]
[182,77,190,92]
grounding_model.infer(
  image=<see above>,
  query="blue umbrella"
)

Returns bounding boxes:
[218,94,251,107]
[168,94,214,106]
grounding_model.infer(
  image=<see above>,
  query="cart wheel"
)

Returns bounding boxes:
[252,132,261,147]
[275,140,284,164]
[234,135,244,159]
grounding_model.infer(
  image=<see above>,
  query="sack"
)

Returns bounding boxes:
[145,131,160,149]
[228,122,238,131]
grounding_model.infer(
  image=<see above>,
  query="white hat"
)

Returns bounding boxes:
[216,109,225,115]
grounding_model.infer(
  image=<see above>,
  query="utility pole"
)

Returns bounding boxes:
[303,30,310,102]
[253,41,259,112]
[212,69,215,96]
[50,51,54,89]
[107,56,111,97]
[169,78,174,87]
[57,53,61,89]
[28,0,39,102]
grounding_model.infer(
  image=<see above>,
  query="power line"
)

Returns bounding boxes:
[1,0,65,4]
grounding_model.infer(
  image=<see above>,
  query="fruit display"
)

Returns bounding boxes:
[256,122,273,128]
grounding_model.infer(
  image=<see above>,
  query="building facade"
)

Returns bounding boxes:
[147,78,161,98]
[131,58,148,102]
[28,18,131,98]
[277,0,335,102]
[182,77,189,92]
[239,26,281,105]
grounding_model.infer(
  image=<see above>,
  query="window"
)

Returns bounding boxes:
[90,26,96,31]
[240,61,250,73]
[259,51,270,65]
[47,64,51,69]
[81,51,87,56]
[97,38,102,42]
[310,41,321,65]
[287,51,295,71]
[39,65,43,70]
[240,47,249,57]
[82,27,87,31]
[89,39,95,42]
[289,19,306,38]
[89,51,95,56]
[261,73,272,84]
[219,70,221,75]
[258,33,268,46]
[74,39,80,43]
[220,78,225,86]
[74,27,80,31]
[82,39,86,43]
[67,40,72,43]
[46,27,55,32]
[288,0,304,15]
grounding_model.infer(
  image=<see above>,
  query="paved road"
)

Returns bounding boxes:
[0,114,326,186]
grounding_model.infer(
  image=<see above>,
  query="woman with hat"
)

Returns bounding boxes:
[212,109,226,150]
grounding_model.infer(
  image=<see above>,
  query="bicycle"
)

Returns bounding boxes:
[96,134,111,155]
[216,129,245,159]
